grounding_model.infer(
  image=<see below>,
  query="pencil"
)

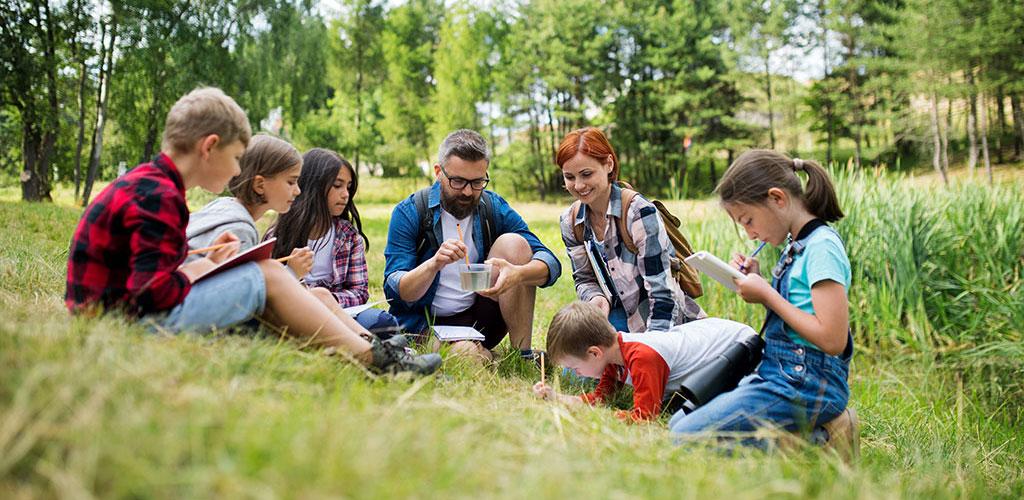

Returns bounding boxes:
[540,352,546,385]
[456,223,470,265]
[276,254,298,263]
[187,242,233,256]
[739,241,767,272]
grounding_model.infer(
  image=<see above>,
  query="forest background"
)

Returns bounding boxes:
[3,0,1024,203]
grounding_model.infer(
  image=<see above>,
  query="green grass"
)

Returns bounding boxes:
[1,169,1023,498]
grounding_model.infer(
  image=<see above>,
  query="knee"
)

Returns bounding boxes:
[489,233,531,264]
[450,340,492,362]
[309,286,333,302]
[257,259,292,289]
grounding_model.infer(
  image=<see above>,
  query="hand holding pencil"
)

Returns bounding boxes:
[732,241,766,275]
[199,232,240,264]
[278,247,314,277]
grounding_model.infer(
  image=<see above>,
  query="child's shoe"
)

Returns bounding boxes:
[369,335,442,376]
[822,407,860,462]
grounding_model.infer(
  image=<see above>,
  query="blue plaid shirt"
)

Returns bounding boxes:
[560,184,704,332]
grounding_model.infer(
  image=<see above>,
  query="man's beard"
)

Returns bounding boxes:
[440,189,480,219]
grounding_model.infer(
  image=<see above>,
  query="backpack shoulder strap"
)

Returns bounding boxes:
[569,200,584,244]
[617,188,640,255]
[414,187,437,254]
[478,191,497,258]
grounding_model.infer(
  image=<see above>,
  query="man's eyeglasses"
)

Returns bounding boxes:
[441,165,489,191]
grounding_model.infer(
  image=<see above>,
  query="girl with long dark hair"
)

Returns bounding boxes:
[270,148,400,338]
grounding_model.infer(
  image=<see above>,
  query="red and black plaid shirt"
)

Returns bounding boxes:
[65,153,192,316]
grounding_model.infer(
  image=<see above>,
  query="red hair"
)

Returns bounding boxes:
[555,127,619,181]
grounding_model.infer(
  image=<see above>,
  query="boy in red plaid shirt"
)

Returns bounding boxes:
[65,87,440,376]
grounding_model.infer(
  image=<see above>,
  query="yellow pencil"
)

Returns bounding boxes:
[456,223,470,265]
[186,242,233,256]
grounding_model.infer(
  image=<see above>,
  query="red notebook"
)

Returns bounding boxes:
[193,238,276,283]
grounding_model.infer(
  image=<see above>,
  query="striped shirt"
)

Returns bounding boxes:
[560,184,704,332]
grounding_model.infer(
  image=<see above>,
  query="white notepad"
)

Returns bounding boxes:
[432,325,486,342]
[342,300,387,317]
[684,251,745,292]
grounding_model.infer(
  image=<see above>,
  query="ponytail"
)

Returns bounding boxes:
[798,159,843,222]
[716,149,844,222]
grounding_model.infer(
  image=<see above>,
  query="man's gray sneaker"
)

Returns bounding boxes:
[369,335,442,376]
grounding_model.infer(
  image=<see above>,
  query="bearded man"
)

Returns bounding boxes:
[384,129,562,362]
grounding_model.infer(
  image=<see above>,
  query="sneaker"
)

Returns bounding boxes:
[383,334,410,350]
[369,335,442,376]
[822,407,860,462]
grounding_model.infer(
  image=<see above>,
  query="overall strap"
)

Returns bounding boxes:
[759,218,828,337]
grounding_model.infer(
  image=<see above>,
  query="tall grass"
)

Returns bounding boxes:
[1,168,1023,497]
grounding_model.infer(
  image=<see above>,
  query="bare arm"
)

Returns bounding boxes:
[735,274,849,355]
[397,239,467,302]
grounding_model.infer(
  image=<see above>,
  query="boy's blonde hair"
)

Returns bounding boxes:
[229,134,302,206]
[546,301,617,361]
[162,87,251,153]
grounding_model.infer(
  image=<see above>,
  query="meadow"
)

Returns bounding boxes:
[1,166,1022,498]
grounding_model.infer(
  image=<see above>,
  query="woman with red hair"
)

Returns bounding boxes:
[556,127,704,332]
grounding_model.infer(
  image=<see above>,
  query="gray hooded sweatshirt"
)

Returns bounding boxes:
[185,197,259,263]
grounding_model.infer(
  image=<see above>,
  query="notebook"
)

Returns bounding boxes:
[683,251,745,292]
[432,325,486,342]
[193,238,276,283]
[342,300,388,317]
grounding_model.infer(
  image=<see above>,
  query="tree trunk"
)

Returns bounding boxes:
[1011,93,1024,161]
[966,70,978,175]
[708,157,717,188]
[995,87,1006,164]
[763,54,775,149]
[21,0,59,202]
[929,91,948,186]
[82,17,117,206]
[978,89,992,183]
[72,1,89,203]
[941,92,950,173]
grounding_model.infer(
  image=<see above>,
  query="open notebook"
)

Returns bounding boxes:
[684,251,745,292]
[193,238,276,283]
[432,325,485,342]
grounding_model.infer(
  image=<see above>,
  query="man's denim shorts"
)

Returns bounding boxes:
[145,262,266,334]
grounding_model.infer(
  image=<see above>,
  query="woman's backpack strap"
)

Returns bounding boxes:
[616,189,640,255]
[569,200,585,244]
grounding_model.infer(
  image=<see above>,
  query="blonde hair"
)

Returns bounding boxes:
[229,134,302,206]
[161,87,251,153]
[546,301,617,361]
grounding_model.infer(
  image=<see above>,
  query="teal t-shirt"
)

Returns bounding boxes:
[783,227,851,347]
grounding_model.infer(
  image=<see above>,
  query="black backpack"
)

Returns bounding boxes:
[413,187,498,258]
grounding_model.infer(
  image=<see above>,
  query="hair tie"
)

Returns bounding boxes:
[792,158,804,172]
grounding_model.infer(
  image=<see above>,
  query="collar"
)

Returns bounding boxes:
[573,183,623,230]
[153,153,185,194]
[793,218,827,243]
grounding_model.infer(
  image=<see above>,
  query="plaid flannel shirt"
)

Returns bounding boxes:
[560,184,704,332]
[306,217,369,307]
[65,153,192,316]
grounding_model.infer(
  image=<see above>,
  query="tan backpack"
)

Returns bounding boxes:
[570,184,704,299]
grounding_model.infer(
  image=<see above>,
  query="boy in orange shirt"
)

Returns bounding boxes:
[533,301,756,421]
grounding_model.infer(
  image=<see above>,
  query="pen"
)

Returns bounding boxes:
[739,241,767,273]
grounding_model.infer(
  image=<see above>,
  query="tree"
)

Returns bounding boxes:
[378,0,443,175]
[0,0,64,201]
[726,0,795,150]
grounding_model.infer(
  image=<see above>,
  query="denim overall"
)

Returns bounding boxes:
[669,221,853,437]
